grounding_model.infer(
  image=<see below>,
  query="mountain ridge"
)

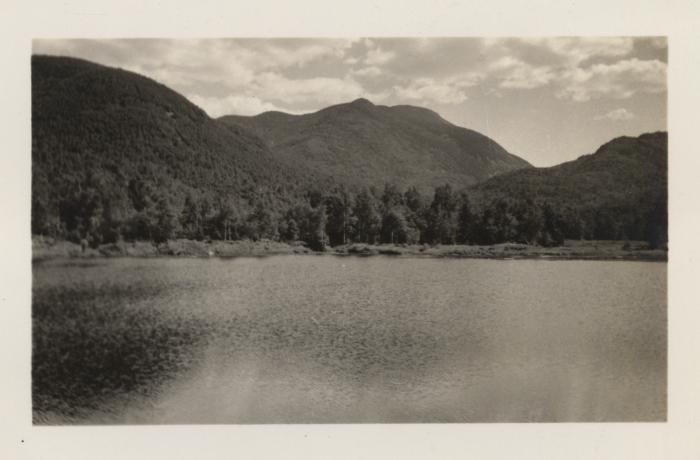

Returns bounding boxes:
[220,97,531,191]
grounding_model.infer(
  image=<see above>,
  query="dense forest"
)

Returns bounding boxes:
[31,179,667,250]
[31,55,668,251]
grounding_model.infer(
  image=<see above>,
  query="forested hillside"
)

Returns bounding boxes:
[31,55,667,250]
[220,98,530,191]
[469,132,668,247]
[32,55,304,244]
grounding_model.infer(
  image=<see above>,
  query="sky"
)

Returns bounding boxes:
[33,37,667,167]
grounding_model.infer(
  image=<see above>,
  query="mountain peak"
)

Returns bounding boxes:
[350,97,374,107]
[224,95,530,190]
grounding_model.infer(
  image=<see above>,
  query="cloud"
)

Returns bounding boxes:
[537,37,635,65]
[189,94,289,117]
[33,38,353,93]
[259,42,351,68]
[253,72,368,106]
[351,66,383,78]
[557,58,667,101]
[489,57,555,89]
[33,37,668,114]
[363,39,396,66]
[594,108,635,121]
[365,47,396,65]
[478,38,655,97]
[393,77,472,105]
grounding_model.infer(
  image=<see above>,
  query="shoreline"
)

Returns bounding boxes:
[32,237,667,262]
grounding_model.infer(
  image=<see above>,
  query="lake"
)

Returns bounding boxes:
[32,256,666,423]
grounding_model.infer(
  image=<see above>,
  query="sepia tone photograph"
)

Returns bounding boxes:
[30,36,667,425]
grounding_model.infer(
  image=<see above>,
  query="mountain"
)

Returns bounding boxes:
[31,55,665,248]
[219,98,531,191]
[32,55,302,240]
[469,132,667,242]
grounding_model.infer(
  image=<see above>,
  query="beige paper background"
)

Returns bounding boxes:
[1,0,699,458]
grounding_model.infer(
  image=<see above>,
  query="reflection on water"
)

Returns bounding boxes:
[33,256,666,423]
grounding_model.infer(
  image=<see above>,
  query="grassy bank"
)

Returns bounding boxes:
[32,236,666,262]
[333,240,667,261]
[32,237,312,261]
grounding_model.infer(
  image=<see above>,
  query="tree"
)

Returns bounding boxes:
[249,199,278,241]
[473,207,497,245]
[152,194,178,243]
[404,186,427,243]
[540,202,565,246]
[456,193,476,244]
[283,217,300,241]
[325,186,355,246]
[307,205,329,251]
[381,183,403,210]
[426,184,457,244]
[212,198,241,241]
[513,198,543,244]
[353,188,381,243]
[198,196,213,239]
[97,187,131,243]
[381,207,410,244]
[644,198,667,249]
[180,193,201,239]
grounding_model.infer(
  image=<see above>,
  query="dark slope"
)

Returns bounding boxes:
[32,55,294,195]
[470,132,667,241]
[220,98,531,191]
[32,55,300,239]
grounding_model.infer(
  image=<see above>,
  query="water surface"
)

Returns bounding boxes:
[33,256,666,423]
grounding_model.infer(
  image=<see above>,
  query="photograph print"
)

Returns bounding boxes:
[31,37,667,424]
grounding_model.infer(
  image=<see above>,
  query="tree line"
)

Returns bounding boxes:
[32,176,668,250]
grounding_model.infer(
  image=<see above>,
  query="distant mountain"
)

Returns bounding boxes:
[220,98,531,191]
[470,132,667,242]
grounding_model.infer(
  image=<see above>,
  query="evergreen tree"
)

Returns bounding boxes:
[426,184,457,244]
[325,186,355,246]
[513,198,543,244]
[353,188,381,243]
[152,195,178,243]
[456,193,476,244]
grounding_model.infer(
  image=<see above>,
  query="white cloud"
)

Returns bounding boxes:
[393,77,470,105]
[260,42,351,68]
[594,108,635,121]
[557,58,666,101]
[352,66,383,78]
[365,47,396,65]
[363,39,396,66]
[539,37,635,65]
[480,38,649,97]
[189,94,289,117]
[489,57,555,89]
[253,72,367,106]
[447,72,483,88]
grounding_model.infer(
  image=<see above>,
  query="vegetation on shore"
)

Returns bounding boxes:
[33,236,666,262]
[32,178,667,255]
